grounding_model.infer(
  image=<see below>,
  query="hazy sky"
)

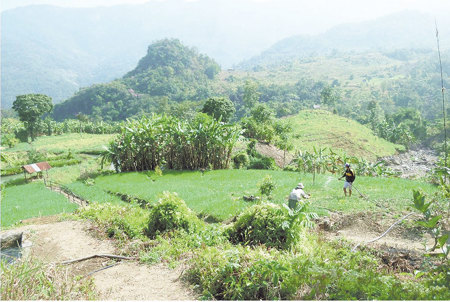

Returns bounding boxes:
[2,0,450,35]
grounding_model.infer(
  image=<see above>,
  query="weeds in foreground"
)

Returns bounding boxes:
[73,199,449,300]
[0,258,97,300]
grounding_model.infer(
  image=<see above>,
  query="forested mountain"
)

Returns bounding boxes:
[52,39,220,121]
[2,3,449,109]
[1,0,325,108]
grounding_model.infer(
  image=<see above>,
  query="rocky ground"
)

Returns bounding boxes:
[380,149,439,179]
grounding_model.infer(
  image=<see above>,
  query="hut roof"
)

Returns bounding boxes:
[22,162,52,174]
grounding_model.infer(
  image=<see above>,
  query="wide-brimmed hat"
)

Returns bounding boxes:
[296,183,304,189]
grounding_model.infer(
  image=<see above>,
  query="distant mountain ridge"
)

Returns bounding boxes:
[2,5,449,109]
[238,11,450,69]
[1,0,312,108]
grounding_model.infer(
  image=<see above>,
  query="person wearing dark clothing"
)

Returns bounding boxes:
[339,163,355,197]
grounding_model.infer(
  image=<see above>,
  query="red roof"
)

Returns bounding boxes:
[22,162,52,174]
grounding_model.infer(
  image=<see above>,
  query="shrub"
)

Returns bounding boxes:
[75,202,148,240]
[27,148,46,163]
[186,234,450,300]
[226,202,309,249]
[2,133,19,148]
[248,156,276,170]
[145,192,203,238]
[232,151,249,169]
[201,97,235,122]
[258,175,276,199]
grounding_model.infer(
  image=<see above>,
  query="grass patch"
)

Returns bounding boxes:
[4,133,114,154]
[89,169,437,221]
[63,181,124,205]
[46,155,104,185]
[283,110,404,160]
[1,181,78,227]
[0,257,96,300]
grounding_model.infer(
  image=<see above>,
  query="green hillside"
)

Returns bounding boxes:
[53,39,220,121]
[284,110,404,159]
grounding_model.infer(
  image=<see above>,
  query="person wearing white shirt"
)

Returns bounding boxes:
[288,182,310,209]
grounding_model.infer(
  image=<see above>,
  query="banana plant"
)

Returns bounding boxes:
[412,190,448,258]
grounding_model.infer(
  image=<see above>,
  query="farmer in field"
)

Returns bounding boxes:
[339,163,355,197]
[288,182,310,209]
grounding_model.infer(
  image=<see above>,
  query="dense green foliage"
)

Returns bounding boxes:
[201,97,235,122]
[226,201,315,249]
[53,39,220,121]
[103,113,241,172]
[70,200,449,301]
[76,202,149,240]
[145,192,203,238]
[187,238,449,300]
[293,146,397,177]
[12,94,53,141]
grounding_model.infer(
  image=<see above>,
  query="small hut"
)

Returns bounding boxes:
[22,162,52,184]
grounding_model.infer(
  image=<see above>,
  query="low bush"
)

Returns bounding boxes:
[248,155,277,170]
[186,234,450,300]
[232,151,249,169]
[75,202,148,240]
[145,192,203,238]
[226,202,312,249]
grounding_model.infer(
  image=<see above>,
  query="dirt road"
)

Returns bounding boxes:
[8,217,197,300]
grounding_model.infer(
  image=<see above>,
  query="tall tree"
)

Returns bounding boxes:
[201,97,235,122]
[12,94,53,141]
[243,80,260,112]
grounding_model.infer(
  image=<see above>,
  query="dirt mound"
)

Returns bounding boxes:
[5,218,197,300]
[256,142,294,168]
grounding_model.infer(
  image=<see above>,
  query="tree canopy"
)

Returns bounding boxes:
[201,97,235,122]
[12,94,53,141]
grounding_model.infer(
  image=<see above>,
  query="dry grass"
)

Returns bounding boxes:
[0,257,97,300]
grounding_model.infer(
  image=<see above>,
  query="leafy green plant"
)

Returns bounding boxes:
[248,156,277,170]
[258,174,276,199]
[226,202,314,249]
[412,190,448,258]
[26,148,46,163]
[103,114,241,172]
[294,147,396,177]
[75,202,148,240]
[2,133,19,148]
[232,151,249,169]
[145,192,203,238]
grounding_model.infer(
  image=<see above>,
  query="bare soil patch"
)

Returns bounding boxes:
[318,211,430,251]
[5,218,197,300]
[317,211,435,272]
[256,142,293,167]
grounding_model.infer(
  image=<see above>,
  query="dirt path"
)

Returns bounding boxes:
[8,217,197,300]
